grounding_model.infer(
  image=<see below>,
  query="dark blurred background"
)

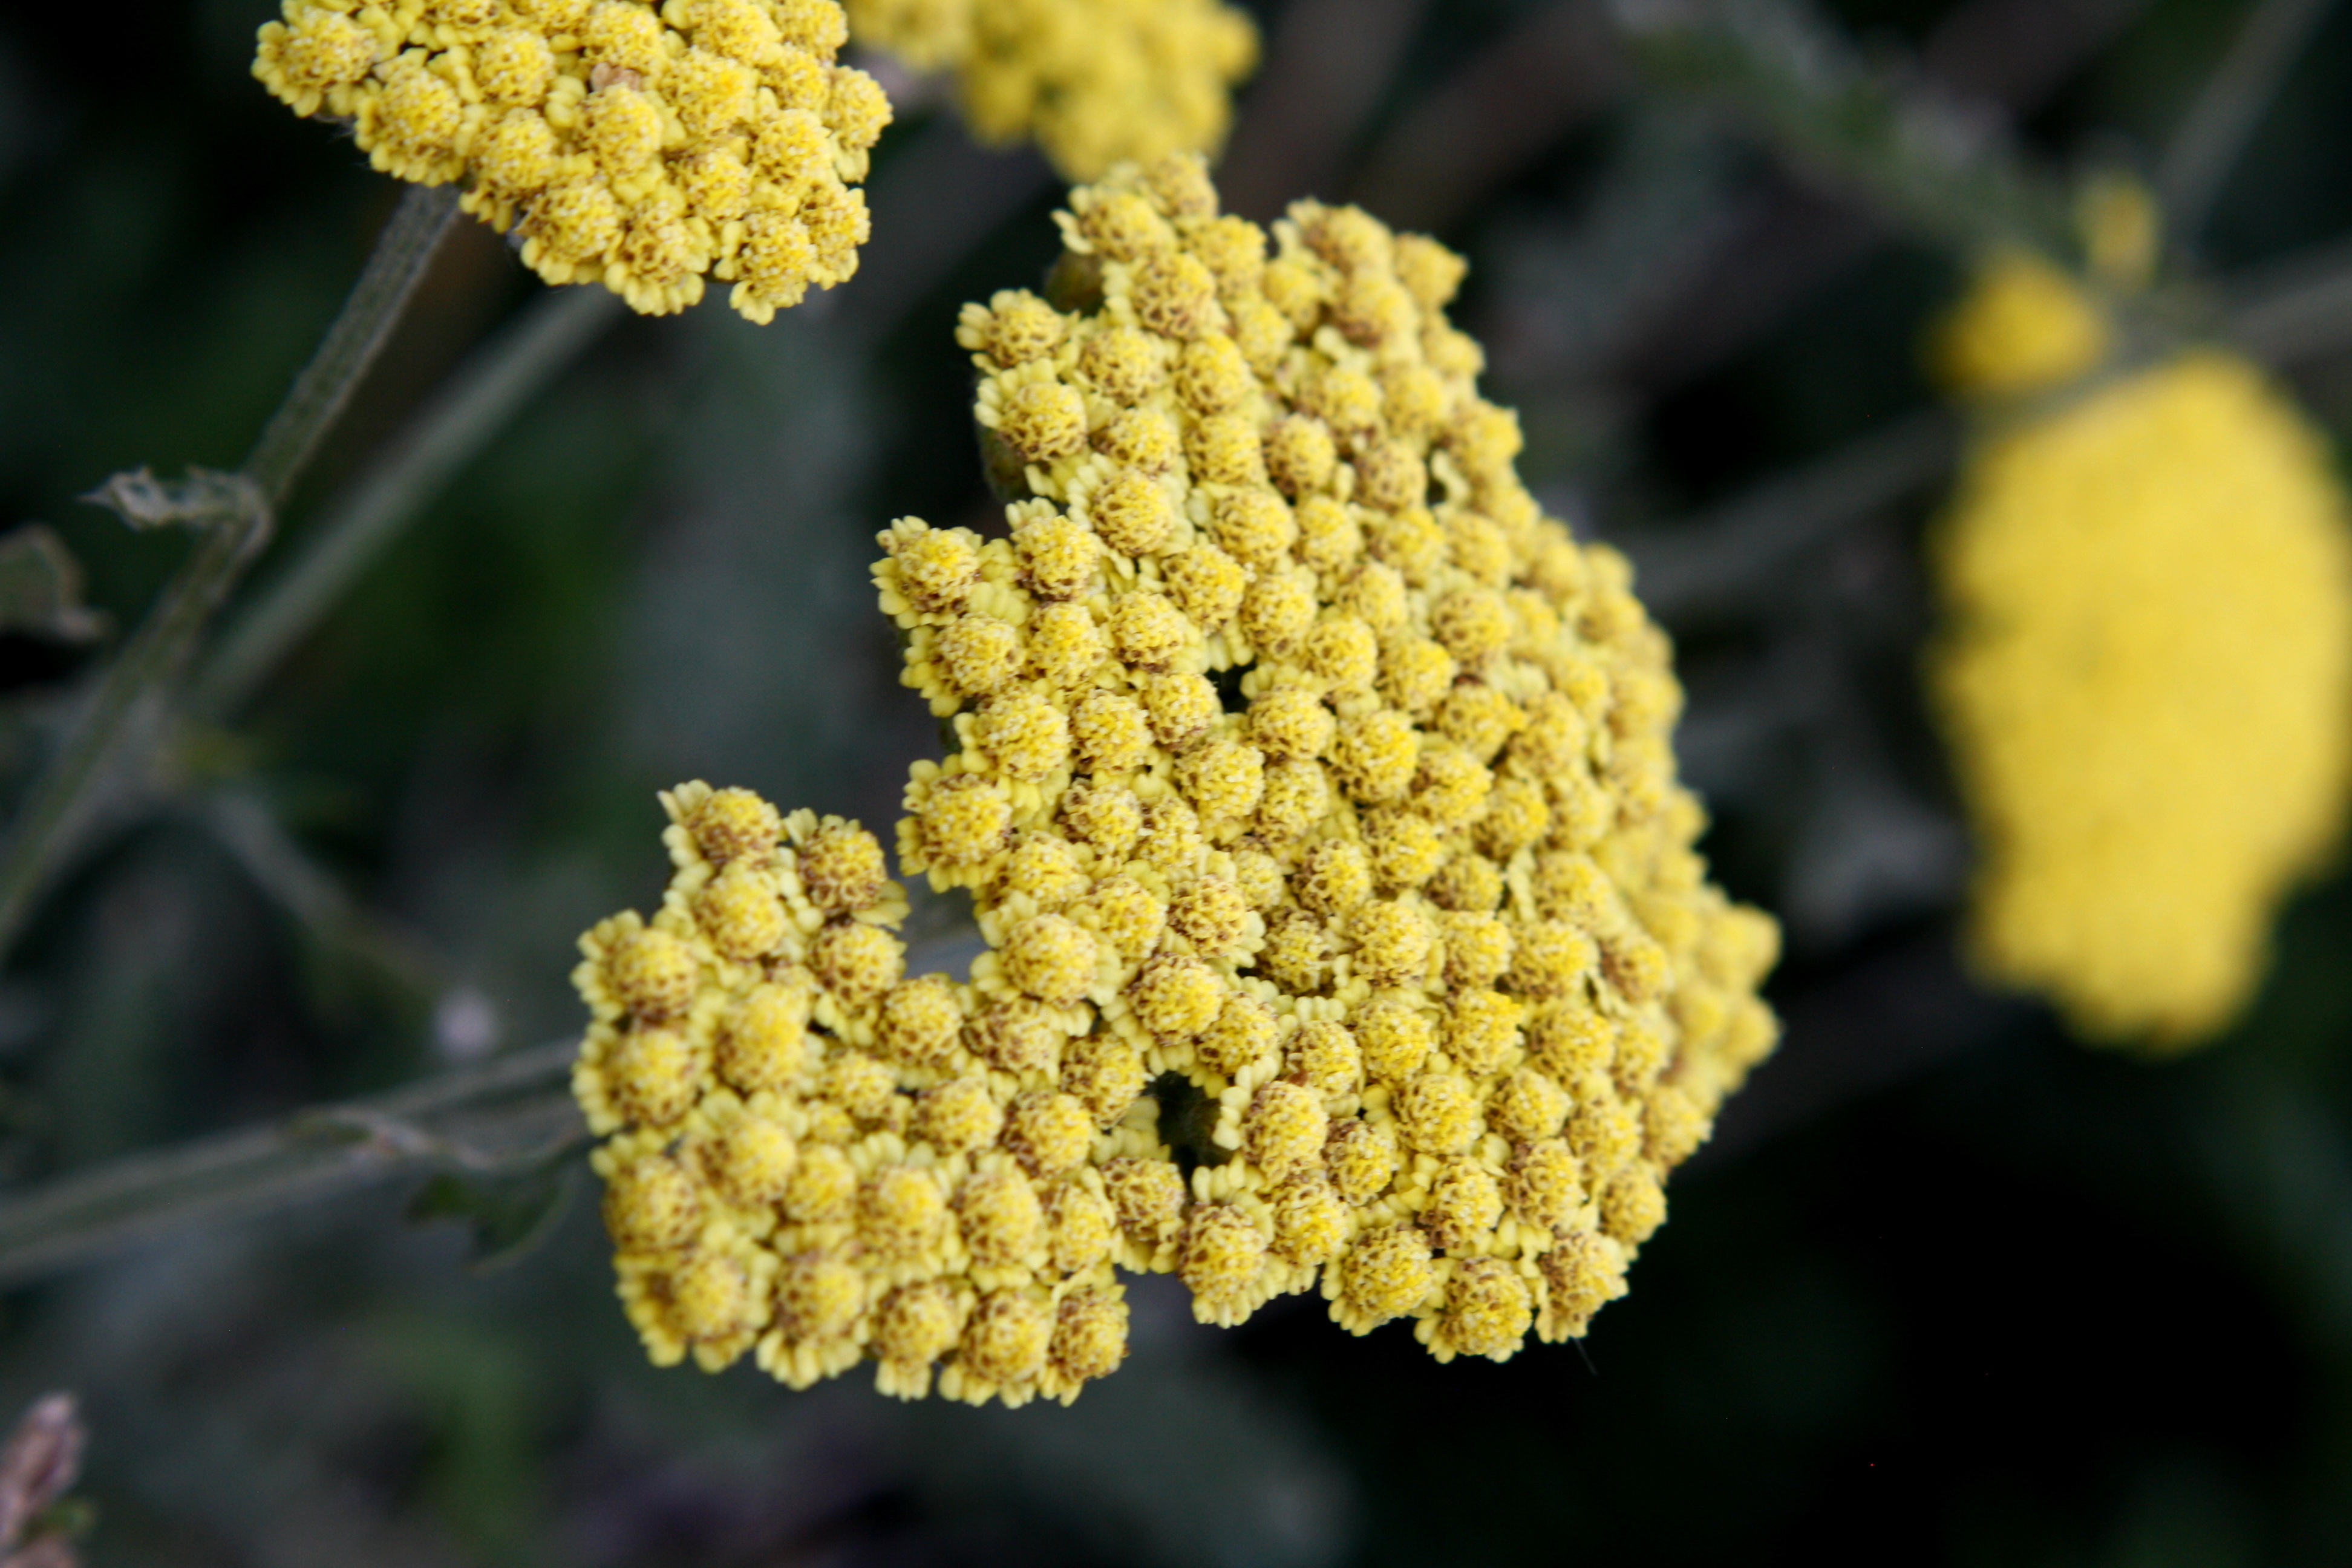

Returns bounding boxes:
[7,0,2352,1561]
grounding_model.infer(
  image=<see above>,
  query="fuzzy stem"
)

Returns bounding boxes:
[0,188,457,961]
[0,485,264,961]
[1616,409,1959,620]
[1616,0,2080,263]
[1623,226,2352,622]
[242,185,462,509]
[192,283,622,720]
[0,1040,581,1289]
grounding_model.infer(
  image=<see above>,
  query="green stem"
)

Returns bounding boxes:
[0,1039,581,1289]
[196,787,443,998]
[0,188,457,962]
[192,284,623,720]
[1625,226,2352,622]
[2226,235,2352,362]
[0,492,267,961]
[1618,409,1959,619]
[1618,0,2080,263]
[2159,0,2341,248]
[242,186,461,510]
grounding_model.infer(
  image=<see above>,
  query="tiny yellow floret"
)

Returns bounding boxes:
[848,0,1256,181]
[574,157,1779,1403]
[255,0,889,320]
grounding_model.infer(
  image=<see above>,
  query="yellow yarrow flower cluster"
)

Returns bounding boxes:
[1930,260,2352,1047]
[844,0,1255,180]
[254,0,890,320]
[575,787,1137,1402]
[573,155,1781,1403]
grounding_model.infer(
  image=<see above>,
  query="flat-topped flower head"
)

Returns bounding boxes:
[1929,258,2352,1047]
[844,0,1256,180]
[574,155,1779,1405]
[904,154,1780,1356]
[255,0,889,319]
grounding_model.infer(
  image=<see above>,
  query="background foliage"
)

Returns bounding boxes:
[6,0,2352,1561]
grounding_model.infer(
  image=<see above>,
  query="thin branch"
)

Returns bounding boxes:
[192,283,622,720]
[2158,0,2341,247]
[0,190,459,963]
[0,480,269,961]
[0,1040,583,1290]
[1615,222,2352,623]
[1615,0,2080,263]
[1615,408,1959,619]
[195,789,442,997]
[1602,0,2151,399]
[241,186,460,510]
[2225,232,2352,362]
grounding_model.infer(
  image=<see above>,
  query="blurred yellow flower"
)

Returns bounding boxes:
[1926,249,2111,400]
[254,0,890,320]
[1930,263,2352,1047]
[2077,174,2159,290]
[573,155,1780,1405]
[846,0,1256,180]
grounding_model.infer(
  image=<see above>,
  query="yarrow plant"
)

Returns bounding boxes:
[844,0,1256,180]
[1927,224,2352,1047]
[572,154,1782,1406]
[254,0,892,319]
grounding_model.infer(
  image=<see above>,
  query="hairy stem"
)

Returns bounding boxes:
[27,152,2352,1293]
[1617,0,2079,263]
[193,283,622,720]
[0,1040,582,1289]
[0,481,263,959]
[1616,409,1959,619]
[0,188,457,961]
[242,186,462,509]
